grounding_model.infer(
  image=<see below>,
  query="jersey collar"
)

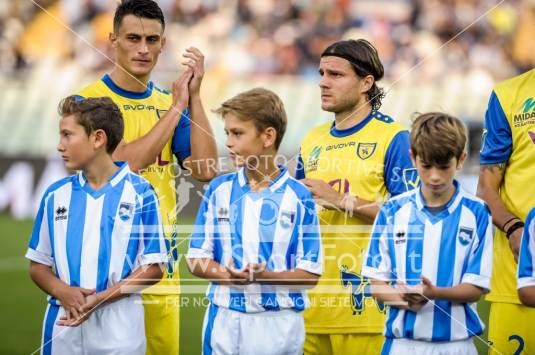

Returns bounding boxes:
[77,162,129,197]
[237,165,289,196]
[329,110,376,138]
[101,74,153,99]
[415,180,464,222]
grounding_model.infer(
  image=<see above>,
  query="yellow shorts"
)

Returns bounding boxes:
[304,333,384,355]
[487,302,535,355]
[143,294,180,355]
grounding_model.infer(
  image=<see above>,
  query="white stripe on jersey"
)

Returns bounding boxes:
[26,162,167,305]
[362,180,493,342]
[188,166,322,313]
[518,208,535,289]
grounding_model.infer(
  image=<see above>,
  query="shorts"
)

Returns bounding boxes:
[487,302,535,355]
[40,294,145,355]
[143,293,180,355]
[304,333,384,355]
[382,338,477,355]
[202,303,305,355]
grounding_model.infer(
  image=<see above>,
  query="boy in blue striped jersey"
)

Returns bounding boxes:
[187,88,323,355]
[362,112,493,354]
[26,96,167,354]
[518,207,535,307]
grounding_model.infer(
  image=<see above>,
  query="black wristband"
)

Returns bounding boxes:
[506,221,524,239]
[502,217,519,231]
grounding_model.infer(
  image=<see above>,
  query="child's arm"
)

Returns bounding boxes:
[29,261,95,319]
[369,280,408,308]
[518,287,535,307]
[244,263,319,287]
[56,263,163,326]
[187,258,242,285]
[420,276,484,303]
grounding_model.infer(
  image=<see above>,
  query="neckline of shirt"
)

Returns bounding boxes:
[101,74,154,99]
[329,110,377,138]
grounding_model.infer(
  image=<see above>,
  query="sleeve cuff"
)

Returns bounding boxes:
[25,249,53,266]
[517,277,535,289]
[138,253,168,266]
[186,248,213,259]
[461,273,491,292]
[361,266,392,282]
[296,259,322,275]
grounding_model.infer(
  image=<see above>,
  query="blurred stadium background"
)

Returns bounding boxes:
[0,0,533,353]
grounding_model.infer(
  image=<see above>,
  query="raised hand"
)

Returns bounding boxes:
[171,68,193,112]
[181,47,205,97]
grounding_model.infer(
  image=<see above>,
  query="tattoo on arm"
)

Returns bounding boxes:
[481,163,506,173]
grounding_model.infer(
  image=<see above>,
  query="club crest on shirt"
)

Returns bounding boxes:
[118,202,134,221]
[306,145,322,172]
[458,226,474,246]
[356,143,376,160]
[403,168,420,191]
[280,210,296,229]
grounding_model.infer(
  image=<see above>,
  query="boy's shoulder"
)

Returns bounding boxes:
[458,188,491,215]
[284,175,314,200]
[205,171,238,192]
[382,188,417,212]
[42,175,77,199]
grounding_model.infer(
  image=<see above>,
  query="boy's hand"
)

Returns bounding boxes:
[56,285,95,320]
[182,47,205,97]
[301,178,343,210]
[227,260,253,285]
[171,68,193,113]
[57,294,100,327]
[397,282,428,311]
[244,262,267,282]
[421,276,437,300]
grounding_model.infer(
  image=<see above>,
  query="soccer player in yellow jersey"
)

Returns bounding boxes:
[77,1,217,354]
[296,39,417,354]
[477,68,535,355]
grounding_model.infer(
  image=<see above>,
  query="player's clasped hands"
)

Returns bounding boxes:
[55,285,100,327]
[227,259,268,285]
[397,276,438,312]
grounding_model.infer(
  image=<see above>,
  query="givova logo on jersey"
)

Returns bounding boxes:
[306,146,322,172]
[513,98,535,128]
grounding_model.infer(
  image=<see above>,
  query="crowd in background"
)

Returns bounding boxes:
[1,0,533,82]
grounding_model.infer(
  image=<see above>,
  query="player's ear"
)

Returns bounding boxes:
[160,36,166,51]
[262,127,276,149]
[92,129,107,150]
[456,151,467,170]
[109,32,117,47]
[360,74,374,94]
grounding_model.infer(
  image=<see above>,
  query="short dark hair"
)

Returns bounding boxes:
[58,96,124,154]
[410,112,467,166]
[113,0,165,33]
[321,39,385,111]
[214,88,287,150]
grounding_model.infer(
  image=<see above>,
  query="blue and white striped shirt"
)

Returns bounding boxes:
[26,162,167,305]
[187,166,322,313]
[362,181,493,342]
[518,207,535,289]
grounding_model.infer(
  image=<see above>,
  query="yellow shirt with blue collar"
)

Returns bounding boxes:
[296,110,418,333]
[480,68,535,304]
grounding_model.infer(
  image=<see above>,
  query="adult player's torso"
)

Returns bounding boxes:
[78,75,179,294]
[487,69,535,303]
[300,111,410,333]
